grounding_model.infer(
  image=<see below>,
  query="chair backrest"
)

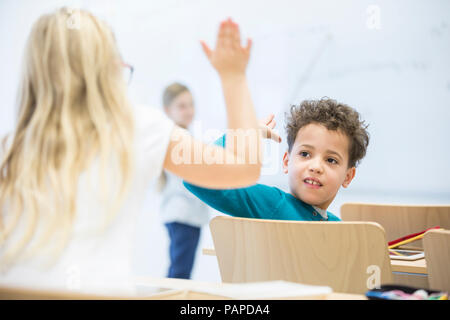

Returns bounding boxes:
[340,203,450,248]
[209,216,393,294]
[423,229,450,292]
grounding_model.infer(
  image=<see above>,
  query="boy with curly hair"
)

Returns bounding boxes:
[184,98,370,221]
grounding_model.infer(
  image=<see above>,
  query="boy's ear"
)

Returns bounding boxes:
[282,151,289,174]
[342,167,356,188]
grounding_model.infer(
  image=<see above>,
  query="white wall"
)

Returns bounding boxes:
[1,0,449,283]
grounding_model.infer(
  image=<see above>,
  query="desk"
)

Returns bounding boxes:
[0,281,366,300]
[145,290,367,300]
[134,277,367,300]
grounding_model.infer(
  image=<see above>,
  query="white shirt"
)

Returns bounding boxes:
[0,105,174,296]
[159,171,210,227]
[312,206,329,220]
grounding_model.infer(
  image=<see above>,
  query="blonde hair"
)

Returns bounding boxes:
[0,7,134,270]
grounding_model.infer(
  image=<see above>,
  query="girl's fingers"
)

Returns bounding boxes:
[222,20,234,49]
[216,18,246,52]
[217,21,227,49]
[231,21,241,50]
[245,38,253,54]
[200,41,212,60]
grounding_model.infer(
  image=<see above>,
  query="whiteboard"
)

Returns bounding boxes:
[0,0,449,199]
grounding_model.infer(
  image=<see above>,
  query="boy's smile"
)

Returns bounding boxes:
[282,123,356,210]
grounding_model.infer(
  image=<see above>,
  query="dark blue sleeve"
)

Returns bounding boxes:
[183,135,284,219]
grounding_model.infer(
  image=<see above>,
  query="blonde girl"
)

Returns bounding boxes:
[0,8,260,294]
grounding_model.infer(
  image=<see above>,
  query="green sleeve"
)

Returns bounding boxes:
[183,135,284,219]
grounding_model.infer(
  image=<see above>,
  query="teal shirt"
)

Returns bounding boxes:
[183,135,341,222]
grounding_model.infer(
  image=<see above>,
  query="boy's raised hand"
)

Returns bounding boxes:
[259,114,282,143]
[201,18,252,78]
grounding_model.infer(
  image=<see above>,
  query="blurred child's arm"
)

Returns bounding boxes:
[164,126,260,189]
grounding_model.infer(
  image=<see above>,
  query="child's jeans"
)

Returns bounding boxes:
[165,222,201,279]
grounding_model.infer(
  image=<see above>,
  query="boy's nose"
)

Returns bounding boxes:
[309,167,322,174]
[308,162,323,174]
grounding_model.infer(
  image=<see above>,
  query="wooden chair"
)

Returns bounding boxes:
[340,203,450,248]
[209,216,393,294]
[423,229,450,292]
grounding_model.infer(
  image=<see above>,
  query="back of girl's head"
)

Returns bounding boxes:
[24,7,125,109]
[0,7,134,269]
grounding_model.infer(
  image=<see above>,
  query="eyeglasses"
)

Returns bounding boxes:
[122,62,134,85]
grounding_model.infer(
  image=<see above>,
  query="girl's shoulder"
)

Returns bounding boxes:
[131,104,175,144]
[132,104,173,129]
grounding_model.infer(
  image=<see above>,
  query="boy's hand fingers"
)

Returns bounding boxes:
[261,114,274,126]
[265,128,282,143]
[269,128,282,143]
[267,119,276,129]
[259,115,281,143]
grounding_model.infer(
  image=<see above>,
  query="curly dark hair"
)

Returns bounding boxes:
[285,98,370,168]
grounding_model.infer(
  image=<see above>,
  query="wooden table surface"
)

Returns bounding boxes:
[134,277,367,300]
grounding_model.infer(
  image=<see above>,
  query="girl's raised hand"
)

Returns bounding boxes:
[201,18,252,78]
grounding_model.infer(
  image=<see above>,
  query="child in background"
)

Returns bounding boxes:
[159,83,209,279]
[184,98,370,221]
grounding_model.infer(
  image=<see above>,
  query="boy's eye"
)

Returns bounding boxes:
[299,151,309,157]
[327,158,338,164]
